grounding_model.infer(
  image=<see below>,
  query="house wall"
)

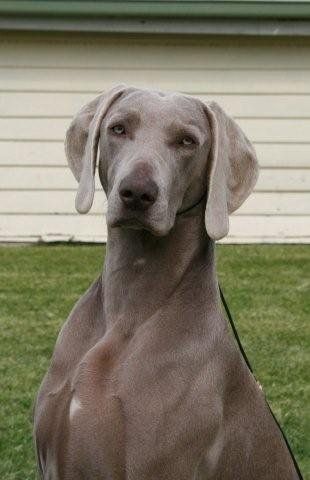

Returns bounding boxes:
[0,32,309,243]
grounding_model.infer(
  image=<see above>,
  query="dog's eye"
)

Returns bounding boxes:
[180,136,195,146]
[111,124,125,135]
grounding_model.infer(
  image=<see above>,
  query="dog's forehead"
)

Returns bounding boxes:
[111,88,206,125]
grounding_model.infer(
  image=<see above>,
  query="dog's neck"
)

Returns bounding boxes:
[103,203,221,334]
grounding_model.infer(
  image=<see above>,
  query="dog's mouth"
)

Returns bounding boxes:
[110,216,168,236]
[107,191,174,236]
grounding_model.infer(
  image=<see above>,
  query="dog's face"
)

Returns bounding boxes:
[65,85,259,240]
[99,90,210,236]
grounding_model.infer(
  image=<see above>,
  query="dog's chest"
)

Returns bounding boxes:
[36,330,221,479]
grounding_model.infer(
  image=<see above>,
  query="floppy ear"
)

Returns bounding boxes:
[204,102,259,240]
[65,84,126,213]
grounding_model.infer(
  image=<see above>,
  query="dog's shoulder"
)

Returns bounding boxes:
[37,275,106,400]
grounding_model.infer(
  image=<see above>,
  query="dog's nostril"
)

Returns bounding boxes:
[140,193,154,203]
[121,189,133,199]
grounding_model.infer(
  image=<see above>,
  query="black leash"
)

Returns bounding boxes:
[219,284,304,479]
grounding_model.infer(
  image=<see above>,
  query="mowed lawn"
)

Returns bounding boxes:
[0,244,309,479]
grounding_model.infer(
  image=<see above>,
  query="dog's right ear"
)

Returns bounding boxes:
[65,84,126,213]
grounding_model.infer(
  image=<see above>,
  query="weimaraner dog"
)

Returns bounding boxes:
[34,85,300,479]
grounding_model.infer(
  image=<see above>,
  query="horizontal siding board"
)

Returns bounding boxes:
[0,92,95,117]
[254,144,310,168]
[1,68,310,94]
[1,191,309,215]
[199,95,310,119]
[1,167,310,191]
[1,141,309,168]
[0,118,67,141]
[1,117,310,143]
[2,92,310,118]
[0,141,66,166]
[237,119,310,143]
[228,215,310,239]
[1,214,309,242]
[257,169,310,191]
[2,234,307,244]
[1,35,310,69]
[0,214,108,239]
[0,191,106,214]
[233,192,310,215]
[0,166,78,189]
[221,237,310,244]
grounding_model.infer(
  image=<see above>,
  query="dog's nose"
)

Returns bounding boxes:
[119,175,159,211]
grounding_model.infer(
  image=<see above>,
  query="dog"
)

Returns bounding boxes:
[34,85,300,479]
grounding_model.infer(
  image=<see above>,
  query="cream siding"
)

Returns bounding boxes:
[0,33,309,243]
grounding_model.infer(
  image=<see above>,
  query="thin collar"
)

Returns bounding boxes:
[176,193,206,216]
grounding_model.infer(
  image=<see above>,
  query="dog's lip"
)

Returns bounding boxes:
[109,216,168,237]
[112,217,147,229]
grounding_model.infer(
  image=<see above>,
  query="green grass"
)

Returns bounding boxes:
[0,244,309,479]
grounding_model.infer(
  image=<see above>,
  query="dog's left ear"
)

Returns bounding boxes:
[204,102,259,240]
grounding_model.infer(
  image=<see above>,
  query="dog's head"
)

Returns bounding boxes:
[65,85,258,240]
